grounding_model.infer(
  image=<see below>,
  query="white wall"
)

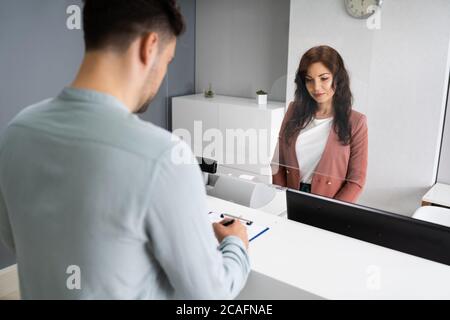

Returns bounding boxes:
[196,0,290,102]
[287,0,450,215]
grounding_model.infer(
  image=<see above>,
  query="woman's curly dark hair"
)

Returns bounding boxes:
[284,45,353,145]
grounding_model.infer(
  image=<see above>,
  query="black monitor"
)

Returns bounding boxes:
[286,189,450,266]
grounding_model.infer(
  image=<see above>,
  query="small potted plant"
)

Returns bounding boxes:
[204,83,215,98]
[256,90,268,105]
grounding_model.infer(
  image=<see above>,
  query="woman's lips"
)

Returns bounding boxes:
[314,93,325,98]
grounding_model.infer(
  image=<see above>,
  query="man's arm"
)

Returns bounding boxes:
[0,187,15,253]
[145,142,250,299]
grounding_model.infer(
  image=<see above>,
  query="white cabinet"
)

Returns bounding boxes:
[172,94,285,180]
[422,183,450,208]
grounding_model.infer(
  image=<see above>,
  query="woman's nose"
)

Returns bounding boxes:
[313,80,321,91]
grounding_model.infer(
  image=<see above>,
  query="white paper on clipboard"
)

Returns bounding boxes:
[208,211,269,242]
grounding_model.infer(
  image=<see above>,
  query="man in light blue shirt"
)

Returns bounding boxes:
[0,0,250,299]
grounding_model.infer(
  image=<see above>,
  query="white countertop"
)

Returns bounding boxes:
[423,183,450,208]
[173,93,286,110]
[207,196,450,299]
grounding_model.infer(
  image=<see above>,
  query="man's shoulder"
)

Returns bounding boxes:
[2,97,187,163]
[7,98,55,125]
[123,117,187,160]
[0,98,55,145]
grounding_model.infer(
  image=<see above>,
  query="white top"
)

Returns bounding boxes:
[295,117,333,184]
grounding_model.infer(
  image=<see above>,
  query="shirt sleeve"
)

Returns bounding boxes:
[144,141,250,299]
[0,186,15,252]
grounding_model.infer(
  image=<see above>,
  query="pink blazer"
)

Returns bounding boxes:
[271,103,368,203]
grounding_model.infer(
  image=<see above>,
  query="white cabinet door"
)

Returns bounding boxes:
[172,95,285,178]
[219,104,272,176]
[172,97,219,160]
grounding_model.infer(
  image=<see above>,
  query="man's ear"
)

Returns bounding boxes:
[139,32,159,67]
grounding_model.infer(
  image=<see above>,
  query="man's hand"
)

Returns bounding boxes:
[213,219,249,249]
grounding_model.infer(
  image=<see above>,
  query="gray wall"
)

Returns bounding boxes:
[0,0,84,270]
[141,0,196,130]
[0,0,84,131]
[195,0,290,102]
[287,0,450,216]
[0,0,196,270]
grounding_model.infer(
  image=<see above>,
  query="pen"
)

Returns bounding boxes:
[222,219,235,227]
[220,213,253,226]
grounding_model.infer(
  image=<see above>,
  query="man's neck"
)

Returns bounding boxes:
[71,52,137,112]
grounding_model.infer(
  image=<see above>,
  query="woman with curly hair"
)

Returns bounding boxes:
[272,45,368,203]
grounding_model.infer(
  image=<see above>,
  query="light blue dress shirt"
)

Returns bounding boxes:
[0,88,250,299]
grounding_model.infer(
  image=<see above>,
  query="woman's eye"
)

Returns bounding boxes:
[305,79,312,82]
[321,78,329,81]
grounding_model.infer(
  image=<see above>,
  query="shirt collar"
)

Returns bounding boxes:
[58,87,131,113]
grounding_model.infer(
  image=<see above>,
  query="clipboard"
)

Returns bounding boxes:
[208,211,269,242]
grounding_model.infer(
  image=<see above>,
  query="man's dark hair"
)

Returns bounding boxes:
[82,0,185,51]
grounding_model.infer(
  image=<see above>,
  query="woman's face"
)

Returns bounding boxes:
[305,62,335,105]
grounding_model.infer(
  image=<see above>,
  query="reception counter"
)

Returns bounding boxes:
[207,196,450,299]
